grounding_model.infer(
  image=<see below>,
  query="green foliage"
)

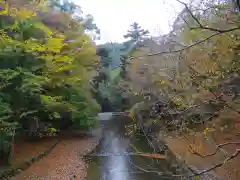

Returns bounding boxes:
[0,0,100,133]
[0,95,12,117]
[48,0,100,40]
[94,40,137,111]
[124,22,149,42]
[49,0,78,13]
[109,68,121,82]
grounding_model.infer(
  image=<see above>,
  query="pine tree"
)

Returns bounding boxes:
[124,22,149,42]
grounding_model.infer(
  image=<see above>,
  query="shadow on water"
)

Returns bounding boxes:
[86,117,179,180]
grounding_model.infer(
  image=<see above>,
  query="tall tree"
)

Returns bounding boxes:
[124,22,149,42]
[48,0,100,40]
[48,0,77,13]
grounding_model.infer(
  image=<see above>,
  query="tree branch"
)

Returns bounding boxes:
[176,0,202,27]
[140,124,157,153]
[190,148,240,177]
[190,26,240,33]
[176,0,240,33]
[187,65,240,115]
[191,141,240,158]
[128,25,239,59]
[127,156,181,178]
[143,32,220,58]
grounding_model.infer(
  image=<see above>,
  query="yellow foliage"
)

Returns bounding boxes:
[0,1,9,15]
[203,127,215,137]
[183,31,237,75]
[16,8,36,19]
[129,106,135,121]
[0,0,97,83]
[188,142,203,154]
[23,40,46,52]
[128,102,144,121]
[33,22,53,37]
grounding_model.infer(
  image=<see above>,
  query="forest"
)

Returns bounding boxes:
[94,0,240,178]
[0,0,102,164]
[0,0,239,179]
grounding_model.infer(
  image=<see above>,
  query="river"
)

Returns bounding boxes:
[86,116,180,180]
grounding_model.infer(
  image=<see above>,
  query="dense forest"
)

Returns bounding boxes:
[122,1,240,179]
[0,0,102,164]
[0,0,239,179]
[126,0,240,133]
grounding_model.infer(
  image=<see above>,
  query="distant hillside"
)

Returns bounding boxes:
[97,40,137,69]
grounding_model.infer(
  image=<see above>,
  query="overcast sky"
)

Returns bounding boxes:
[74,0,184,44]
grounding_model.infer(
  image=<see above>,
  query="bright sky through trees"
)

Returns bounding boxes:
[76,0,184,44]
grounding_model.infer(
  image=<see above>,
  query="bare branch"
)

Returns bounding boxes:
[176,0,240,33]
[129,143,140,153]
[190,141,240,158]
[176,0,203,27]
[183,94,223,112]
[190,26,240,33]
[128,26,239,59]
[181,16,191,28]
[127,156,181,178]
[128,32,221,59]
[140,124,157,153]
[190,148,240,177]
[192,6,228,13]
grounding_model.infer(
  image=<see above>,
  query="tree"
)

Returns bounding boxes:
[48,0,100,40]
[233,0,240,11]
[124,22,149,42]
[0,0,100,139]
[48,0,78,13]
[93,40,137,111]
[122,0,240,178]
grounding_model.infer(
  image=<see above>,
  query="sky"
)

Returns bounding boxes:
[74,0,184,44]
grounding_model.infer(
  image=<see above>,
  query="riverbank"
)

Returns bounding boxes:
[159,118,240,180]
[12,136,100,180]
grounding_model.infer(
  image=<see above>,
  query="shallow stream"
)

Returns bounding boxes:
[86,117,179,180]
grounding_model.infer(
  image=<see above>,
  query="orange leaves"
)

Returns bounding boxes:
[138,153,166,159]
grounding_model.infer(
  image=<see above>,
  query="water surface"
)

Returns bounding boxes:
[86,117,177,180]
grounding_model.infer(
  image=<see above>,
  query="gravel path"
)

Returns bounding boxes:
[14,137,99,180]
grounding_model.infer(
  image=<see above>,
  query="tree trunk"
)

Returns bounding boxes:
[27,118,39,140]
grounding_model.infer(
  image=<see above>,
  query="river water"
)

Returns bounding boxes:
[86,117,180,180]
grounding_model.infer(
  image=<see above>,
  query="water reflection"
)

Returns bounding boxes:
[99,123,132,180]
[87,118,176,180]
